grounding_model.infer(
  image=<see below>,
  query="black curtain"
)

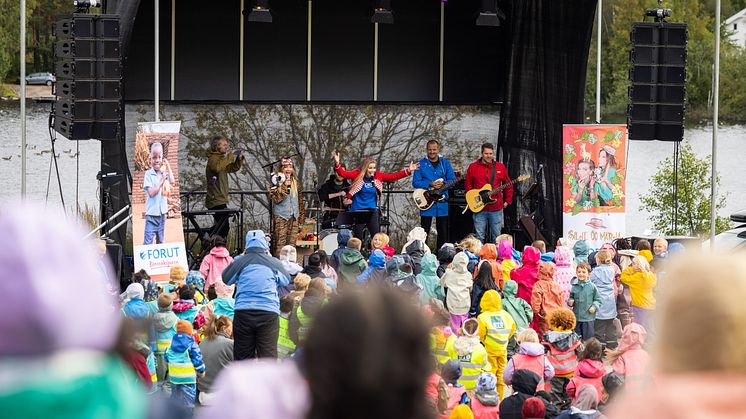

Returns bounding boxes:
[498,0,596,247]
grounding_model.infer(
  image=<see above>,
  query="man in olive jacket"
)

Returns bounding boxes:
[205,135,244,239]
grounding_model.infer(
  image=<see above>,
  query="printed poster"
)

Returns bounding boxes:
[562,125,627,248]
[132,121,188,281]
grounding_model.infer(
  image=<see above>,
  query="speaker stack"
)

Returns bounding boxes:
[52,14,122,141]
[628,22,688,142]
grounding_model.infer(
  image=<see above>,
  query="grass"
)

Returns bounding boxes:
[0,84,16,98]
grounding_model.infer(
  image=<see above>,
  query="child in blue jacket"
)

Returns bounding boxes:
[165,320,206,409]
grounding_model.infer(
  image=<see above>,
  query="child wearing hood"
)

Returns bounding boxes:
[568,262,602,341]
[477,290,516,399]
[453,318,492,391]
[337,237,368,289]
[501,279,534,359]
[441,252,473,332]
[357,249,387,284]
[530,262,565,336]
[471,372,500,418]
[371,232,396,260]
[504,329,554,392]
[476,243,503,288]
[497,240,520,284]
[553,245,575,303]
[572,241,591,267]
[278,245,304,278]
[206,284,235,319]
[165,320,206,409]
[200,235,235,292]
[589,250,617,349]
[122,283,153,318]
[440,359,469,418]
[437,243,457,278]
[419,253,446,304]
[402,226,431,275]
[542,308,583,403]
[566,338,605,401]
[429,299,457,366]
[606,323,651,391]
[154,293,179,385]
[510,246,541,305]
[329,228,352,269]
[555,384,603,419]
[498,370,544,419]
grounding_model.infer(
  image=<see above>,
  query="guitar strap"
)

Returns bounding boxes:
[489,161,497,187]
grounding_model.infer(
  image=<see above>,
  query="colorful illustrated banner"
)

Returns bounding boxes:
[132,121,188,281]
[562,125,627,248]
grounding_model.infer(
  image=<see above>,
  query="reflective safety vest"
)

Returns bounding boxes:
[545,340,580,377]
[456,345,491,390]
[296,306,312,343]
[512,353,548,392]
[569,374,604,400]
[431,333,457,366]
[477,311,514,353]
[619,348,652,391]
[277,315,296,360]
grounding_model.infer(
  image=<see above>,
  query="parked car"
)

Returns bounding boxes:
[702,210,746,251]
[25,72,55,86]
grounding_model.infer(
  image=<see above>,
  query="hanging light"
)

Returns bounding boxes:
[476,0,505,27]
[247,0,272,23]
[372,0,393,24]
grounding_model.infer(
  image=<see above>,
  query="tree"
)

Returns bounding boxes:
[639,142,730,236]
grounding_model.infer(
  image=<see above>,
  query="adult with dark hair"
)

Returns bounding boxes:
[332,151,419,241]
[412,139,456,249]
[222,230,289,360]
[464,143,513,243]
[317,173,350,229]
[302,286,432,419]
[205,135,244,239]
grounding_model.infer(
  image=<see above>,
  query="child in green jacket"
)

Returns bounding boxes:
[568,262,602,341]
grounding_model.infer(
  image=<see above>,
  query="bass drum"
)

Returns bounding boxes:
[319,229,339,254]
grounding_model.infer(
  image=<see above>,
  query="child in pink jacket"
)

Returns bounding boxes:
[199,235,234,296]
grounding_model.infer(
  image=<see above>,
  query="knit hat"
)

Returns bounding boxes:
[521,397,546,419]
[548,307,577,332]
[476,372,497,392]
[441,359,462,384]
[176,319,194,335]
[125,282,145,300]
[170,265,187,282]
[157,293,173,310]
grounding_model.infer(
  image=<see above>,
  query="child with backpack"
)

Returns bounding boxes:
[441,252,473,332]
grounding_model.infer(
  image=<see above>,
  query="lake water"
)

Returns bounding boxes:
[1,102,744,236]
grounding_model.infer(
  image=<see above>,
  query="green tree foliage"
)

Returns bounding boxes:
[639,142,730,236]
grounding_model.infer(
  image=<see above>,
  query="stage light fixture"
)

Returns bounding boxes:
[476,0,506,27]
[371,0,393,24]
[247,0,272,23]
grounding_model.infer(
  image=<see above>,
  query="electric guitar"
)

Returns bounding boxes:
[411,174,465,210]
[463,174,531,213]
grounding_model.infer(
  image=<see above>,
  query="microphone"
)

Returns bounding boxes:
[537,164,544,174]
[211,176,217,186]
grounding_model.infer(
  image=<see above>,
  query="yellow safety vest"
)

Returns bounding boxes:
[455,345,491,390]
[430,333,457,366]
[296,306,312,343]
[277,315,296,360]
[477,310,514,353]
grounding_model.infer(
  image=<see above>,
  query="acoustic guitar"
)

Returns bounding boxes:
[411,174,465,210]
[463,174,530,213]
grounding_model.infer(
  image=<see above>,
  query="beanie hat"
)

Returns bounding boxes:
[157,293,173,310]
[125,282,145,301]
[176,319,193,335]
[548,307,576,332]
[521,397,546,419]
[476,372,497,392]
[170,265,187,282]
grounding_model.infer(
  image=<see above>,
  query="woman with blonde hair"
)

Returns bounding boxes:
[620,255,657,332]
[269,158,305,255]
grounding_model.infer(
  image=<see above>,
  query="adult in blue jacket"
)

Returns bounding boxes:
[412,140,456,249]
[222,230,289,360]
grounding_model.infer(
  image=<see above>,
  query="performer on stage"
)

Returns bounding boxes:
[332,151,419,241]
[269,158,305,256]
[317,173,350,229]
[205,135,244,239]
[412,139,456,249]
[464,143,513,243]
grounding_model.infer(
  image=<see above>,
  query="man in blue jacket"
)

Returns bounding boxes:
[222,230,289,360]
[412,140,456,249]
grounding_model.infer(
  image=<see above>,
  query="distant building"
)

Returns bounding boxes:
[726,8,746,48]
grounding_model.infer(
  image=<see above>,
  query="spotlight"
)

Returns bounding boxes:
[371,0,393,24]
[73,0,101,13]
[247,0,272,23]
[645,7,672,22]
[476,0,506,27]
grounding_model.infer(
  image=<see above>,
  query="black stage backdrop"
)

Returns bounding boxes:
[498,0,597,246]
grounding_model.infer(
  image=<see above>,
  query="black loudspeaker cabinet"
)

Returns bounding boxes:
[55,98,121,120]
[628,22,687,142]
[448,202,473,243]
[53,117,120,141]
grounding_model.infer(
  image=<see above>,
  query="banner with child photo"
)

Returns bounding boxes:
[562,125,627,249]
[132,121,188,281]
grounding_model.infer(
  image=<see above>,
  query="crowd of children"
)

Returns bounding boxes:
[9,201,729,419]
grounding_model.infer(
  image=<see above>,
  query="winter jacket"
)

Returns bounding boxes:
[330,229,352,269]
[440,252,473,315]
[200,246,234,291]
[620,267,657,310]
[437,245,457,278]
[453,337,492,390]
[464,159,513,212]
[335,162,411,201]
[205,149,243,208]
[153,309,178,354]
[569,278,602,323]
[572,241,591,266]
[358,249,387,284]
[403,239,429,275]
[566,359,605,400]
[511,246,541,304]
[477,290,516,355]
[477,244,504,288]
[612,348,651,390]
[172,299,200,325]
[337,248,368,288]
[123,298,153,319]
[498,240,520,283]
[498,369,543,419]
[471,396,500,419]
[503,342,555,386]
[543,330,583,377]
[210,297,235,319]
[554,246,576,302]
[531,262,566,336]
[418,253,445,304]
[222,230,290,315]
[165,333,206,385]
[502,280,534,331]
[589,264,617,320]
[412,155,457,217]
[197,332,233,393]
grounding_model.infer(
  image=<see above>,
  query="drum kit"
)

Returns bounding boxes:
[305,206,350,254]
